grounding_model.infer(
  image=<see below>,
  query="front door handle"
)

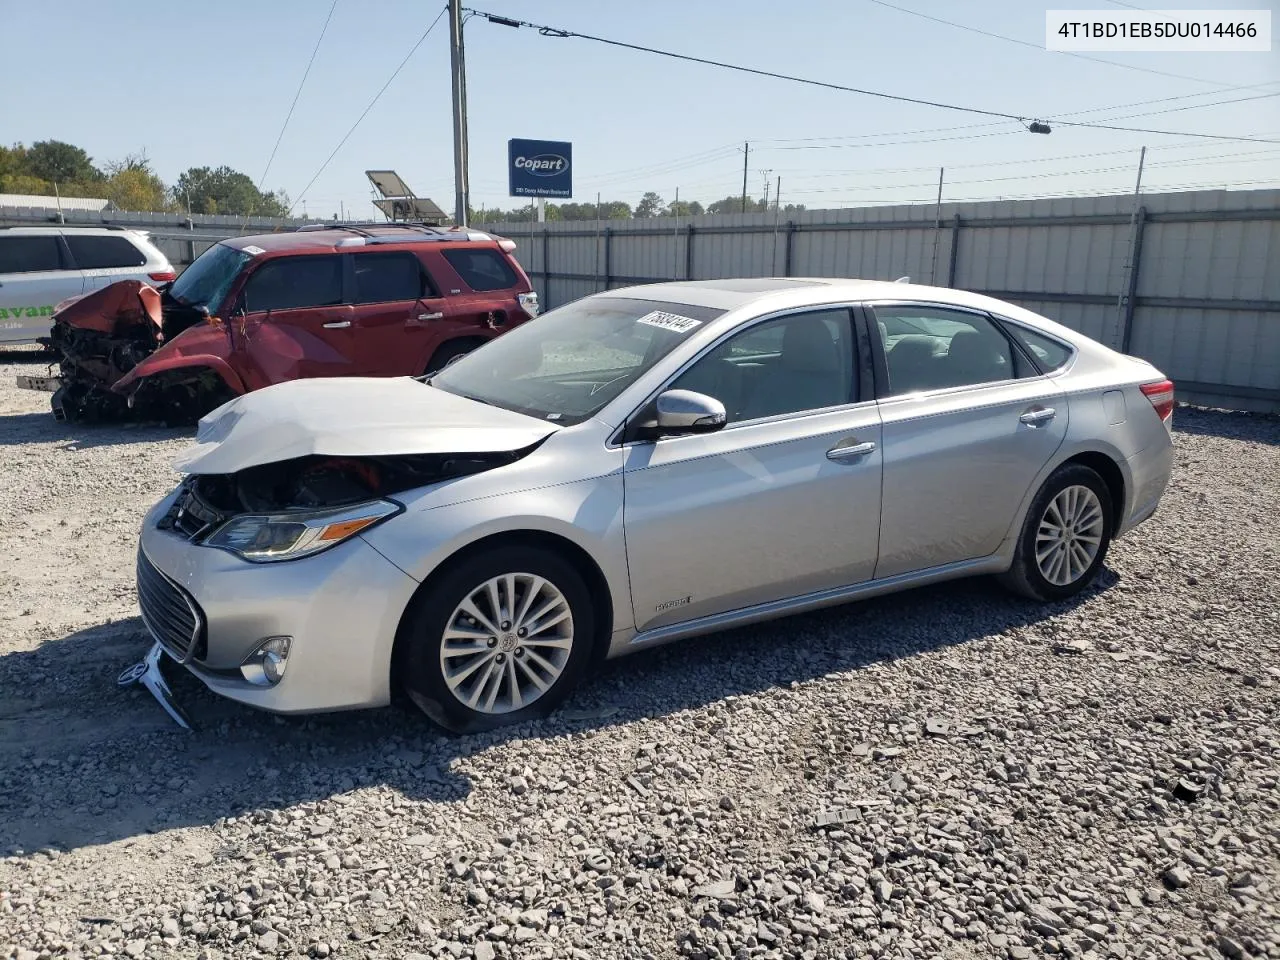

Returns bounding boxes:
[1019,406,1056,426]
[322,320,351,329]
[418,312,444,321]
[826,438,877,461]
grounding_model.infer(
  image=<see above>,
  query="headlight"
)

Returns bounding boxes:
[205,500,400,563]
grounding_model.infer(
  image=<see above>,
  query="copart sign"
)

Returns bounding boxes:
[508,138,573,199]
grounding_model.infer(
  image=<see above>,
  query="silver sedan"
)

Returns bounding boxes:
[133,278,1175,731]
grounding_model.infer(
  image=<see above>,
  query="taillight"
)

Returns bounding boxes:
[1140,379,1175,424]
[517,291,540,318]
[149,271,177,283]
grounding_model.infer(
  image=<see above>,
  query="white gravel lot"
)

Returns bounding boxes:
[0,347,1277,960]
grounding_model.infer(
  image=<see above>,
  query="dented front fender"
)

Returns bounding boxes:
[112,322,246,395]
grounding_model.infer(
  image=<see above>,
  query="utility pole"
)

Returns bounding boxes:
[760,170,773,210]
[1116,146,1147,347]
[740,142,749,213]
[449,0,469,226]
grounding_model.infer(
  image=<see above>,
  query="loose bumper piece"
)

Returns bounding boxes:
[117,640,193,730]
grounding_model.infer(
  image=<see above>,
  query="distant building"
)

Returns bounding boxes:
[0,193,115,214]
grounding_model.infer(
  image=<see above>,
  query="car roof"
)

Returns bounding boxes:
[0,225,149,237]
[222,224,508,255]
[603,277,1088,344]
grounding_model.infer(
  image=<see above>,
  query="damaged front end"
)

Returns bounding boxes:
[159,447,529,555]
[37,279,237,425]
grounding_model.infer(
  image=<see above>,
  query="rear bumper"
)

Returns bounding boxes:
[1118,438,1174,537]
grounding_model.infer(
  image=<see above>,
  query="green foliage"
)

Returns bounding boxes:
[173,165,289,217]
[103,154,170,212]
[635,192,665,218]
[25,140,102,184]
[667,200,704,217]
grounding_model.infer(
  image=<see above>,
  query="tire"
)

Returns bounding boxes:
[998,463,1114,602]
[423,338,483,375]
[397,545,595,733]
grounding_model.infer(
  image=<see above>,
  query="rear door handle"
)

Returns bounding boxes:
[1019,406,1056,426]
[322,320,351,329]
[418,312,443,321]
[826,438,877,461]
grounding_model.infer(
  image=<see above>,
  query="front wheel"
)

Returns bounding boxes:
[397,546,595,732]
[999,464,1114,601]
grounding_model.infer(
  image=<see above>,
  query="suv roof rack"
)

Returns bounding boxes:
[294,222,492,245]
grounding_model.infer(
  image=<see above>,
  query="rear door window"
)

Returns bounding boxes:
[65,234,147,269]
[242,255,343,312]
[352,252,434,303]
[442,248,517,291]
[0,236,63,274]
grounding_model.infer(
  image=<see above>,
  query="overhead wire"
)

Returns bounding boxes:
[462,6,1279,144]
[259,0,338,192]
[289,4,448,214]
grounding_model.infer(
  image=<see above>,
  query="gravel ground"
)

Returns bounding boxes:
[1,347,1277,960]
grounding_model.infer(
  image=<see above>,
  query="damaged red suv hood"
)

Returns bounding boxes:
[55,279,163,338]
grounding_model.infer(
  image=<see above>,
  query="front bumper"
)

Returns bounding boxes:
[136,491,420,715]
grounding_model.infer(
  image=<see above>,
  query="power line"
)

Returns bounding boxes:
[289,5,448,214]
[462,6,1280,144]
[865,0,1271,91]
[259,0,338,192]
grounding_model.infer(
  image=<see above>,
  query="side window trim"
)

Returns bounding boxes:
[866,300,1035,400]
[616,304,866,445]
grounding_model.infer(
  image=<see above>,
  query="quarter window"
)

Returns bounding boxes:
[0,236,62,274]
[672,309,856,424]
[65,234,147,269]
[352,252,432,303]
[241,255,343,312]
[442,249,517,291]
[873,305,1018,395]
[1008,324,1072,372]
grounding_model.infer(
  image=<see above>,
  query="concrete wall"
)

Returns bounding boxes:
[480,189,1280,412]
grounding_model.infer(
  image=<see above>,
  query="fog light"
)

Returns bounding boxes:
[240,636,292,686]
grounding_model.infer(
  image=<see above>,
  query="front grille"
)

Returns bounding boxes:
[136,548,205,662]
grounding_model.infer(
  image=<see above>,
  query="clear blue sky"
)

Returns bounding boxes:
[2,0,1277,218]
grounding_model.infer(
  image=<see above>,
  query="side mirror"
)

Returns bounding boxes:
[654,389,727,435]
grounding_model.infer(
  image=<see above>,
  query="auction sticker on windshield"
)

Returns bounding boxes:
[636,311,702,333]
[242,245,266,256]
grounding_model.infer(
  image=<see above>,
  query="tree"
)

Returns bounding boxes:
[635,192,666,218]
[101,153,169,212]
[706,195,766,215]
[25,140,102,185]
[667,200,704,217]
[173,165,289,217]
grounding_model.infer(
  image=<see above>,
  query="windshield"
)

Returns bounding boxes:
[168,242,253,313]
[429,296,726,425]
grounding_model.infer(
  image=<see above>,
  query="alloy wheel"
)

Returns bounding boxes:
[1035,484,1105,586]
[439,573,574,714]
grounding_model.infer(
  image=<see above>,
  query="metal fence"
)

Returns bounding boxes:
[5,191,1275,412]
[480,188,1280,413]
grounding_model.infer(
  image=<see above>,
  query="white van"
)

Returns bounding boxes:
[0,226,176,344]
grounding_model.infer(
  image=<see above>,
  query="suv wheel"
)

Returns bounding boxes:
[398,545,594,732]
[424,338,484,374]
[999,463,1113,602]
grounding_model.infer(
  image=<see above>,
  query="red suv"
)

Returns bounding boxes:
[34,223,539,423]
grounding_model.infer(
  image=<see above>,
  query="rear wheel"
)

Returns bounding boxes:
[999,463,1113,601]
[424,338,485,375]
[397,545,594,732]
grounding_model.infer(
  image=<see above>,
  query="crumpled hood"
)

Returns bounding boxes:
[172,376,559,475]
